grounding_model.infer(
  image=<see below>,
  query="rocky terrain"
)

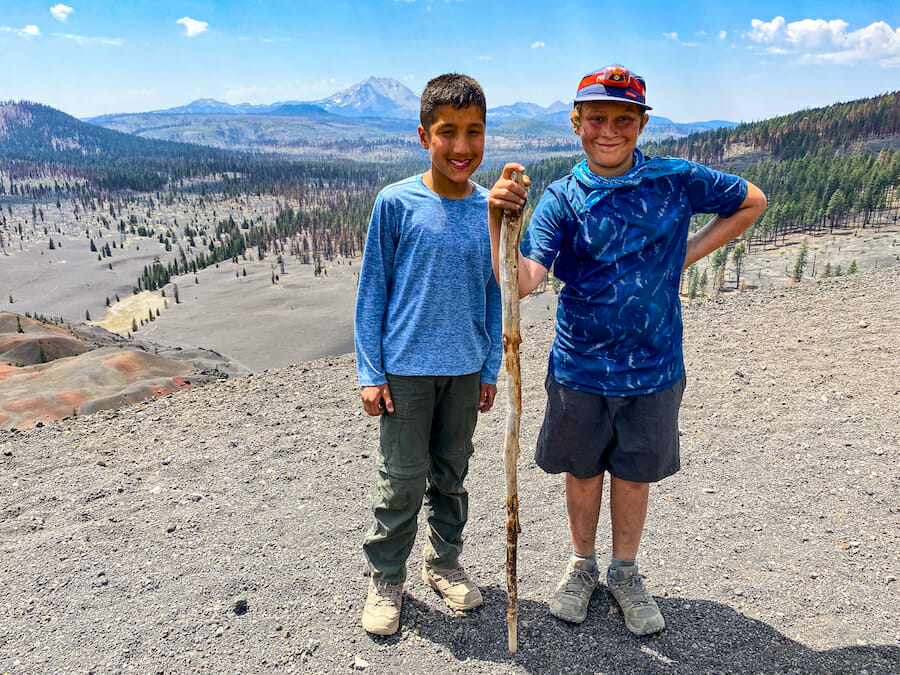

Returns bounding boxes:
[0,268,897,673]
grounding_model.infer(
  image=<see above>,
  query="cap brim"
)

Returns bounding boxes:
[573,93,652,111]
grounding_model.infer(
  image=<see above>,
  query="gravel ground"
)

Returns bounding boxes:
[0,268,897,674]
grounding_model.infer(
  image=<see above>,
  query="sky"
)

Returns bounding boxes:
[1,1,898,124]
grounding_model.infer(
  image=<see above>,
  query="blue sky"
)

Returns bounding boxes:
[1,1,898,123]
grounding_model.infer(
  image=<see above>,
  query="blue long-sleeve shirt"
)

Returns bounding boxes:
[354,175,502,387]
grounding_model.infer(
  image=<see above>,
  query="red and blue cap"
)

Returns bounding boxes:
[574,64,651,110]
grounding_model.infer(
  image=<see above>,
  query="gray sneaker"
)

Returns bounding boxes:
[606,565,665,635]
[549,557,599,623]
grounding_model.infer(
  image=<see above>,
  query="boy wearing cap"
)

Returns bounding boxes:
[355,73,502,636]
[489,65,766,634]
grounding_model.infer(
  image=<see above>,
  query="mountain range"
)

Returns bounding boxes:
[84,77,738,160]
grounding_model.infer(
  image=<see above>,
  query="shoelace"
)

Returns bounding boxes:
[372,581,402,606]
[563,566,597,595]
[438,567,468,585]
[614,573,652,606]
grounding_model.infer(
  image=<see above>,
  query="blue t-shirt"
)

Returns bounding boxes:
[521,150,747,396]
[355,175,502,386]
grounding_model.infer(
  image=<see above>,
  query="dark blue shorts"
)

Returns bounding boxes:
[534,376,686,483]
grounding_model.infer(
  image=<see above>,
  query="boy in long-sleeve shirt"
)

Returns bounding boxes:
[355,73,501,636]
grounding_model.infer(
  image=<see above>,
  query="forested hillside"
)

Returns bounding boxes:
[642,91,900,162]
[641,92,900,255]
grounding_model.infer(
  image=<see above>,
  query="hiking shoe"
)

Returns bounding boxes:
[549,557,599,623]
[422,562,483,611]
[362,578,403,635]
[606,565,665,635]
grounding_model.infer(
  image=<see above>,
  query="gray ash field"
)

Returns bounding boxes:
[1,269,898,674]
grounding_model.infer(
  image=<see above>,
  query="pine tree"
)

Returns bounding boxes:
[731,243,747,289]
[792,239,809,282]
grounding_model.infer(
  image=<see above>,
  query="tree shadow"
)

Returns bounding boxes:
[370,584,898,674]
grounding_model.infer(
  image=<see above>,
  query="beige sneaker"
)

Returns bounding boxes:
[362,578,403,635]
[422,562,483,611]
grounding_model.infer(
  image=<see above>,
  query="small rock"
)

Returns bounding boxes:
[166,524,177,533]
[234,599,249,616]
[858,320,868,328]
[353,656,369,670]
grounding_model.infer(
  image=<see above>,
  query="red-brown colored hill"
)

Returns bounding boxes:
[0,313,195,429]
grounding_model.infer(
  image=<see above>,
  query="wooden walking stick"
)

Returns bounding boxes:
[499,171,526,653]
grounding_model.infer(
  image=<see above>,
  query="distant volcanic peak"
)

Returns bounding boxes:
[316,76,419,117]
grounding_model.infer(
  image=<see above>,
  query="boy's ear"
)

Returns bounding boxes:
[639,113,650,133]
[417,124,430,149]
[570,108,581,136]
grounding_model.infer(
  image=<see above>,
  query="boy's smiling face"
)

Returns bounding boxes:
[574,100,648,178]
[418,104,485,199]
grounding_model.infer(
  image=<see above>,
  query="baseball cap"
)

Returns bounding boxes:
[574,65,652,110]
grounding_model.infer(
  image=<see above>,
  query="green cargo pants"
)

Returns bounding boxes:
[363,372,480,582]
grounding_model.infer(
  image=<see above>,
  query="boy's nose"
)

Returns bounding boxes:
[598,120,617,136]
[452,137,471,153]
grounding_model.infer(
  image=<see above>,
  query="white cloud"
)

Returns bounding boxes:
[531,41,545,49]
[177,17,208,37]
[748,16,900,66]
[55,33,124,46]
[20,25,41,38]
[719,30,727,40]
[476,55,493,61]
[662,31,699,47]
[50,4,74,22]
